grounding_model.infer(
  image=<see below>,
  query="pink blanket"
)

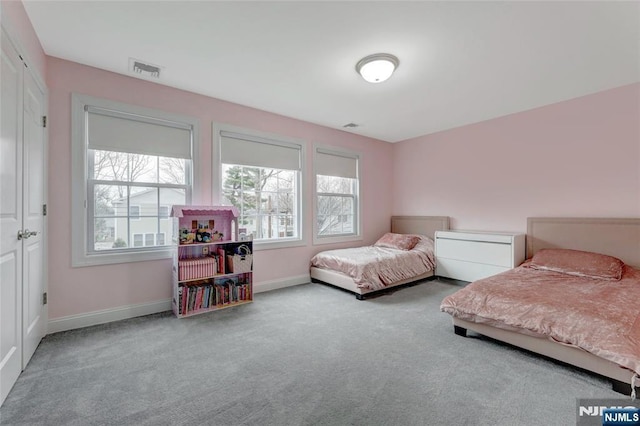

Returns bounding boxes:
[441,262,640,375]
[310,236,435,291]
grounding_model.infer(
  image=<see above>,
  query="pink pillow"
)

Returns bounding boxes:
[374,233,420,251]
[528,248,625,280]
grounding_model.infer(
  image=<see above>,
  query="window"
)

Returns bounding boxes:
[129,205,141,220]
[159,205,170,219]
[72,94,198,267]
[313,147,361,244]
[156,232,166,246]
[133,233,144,247]
[214,124,304,249]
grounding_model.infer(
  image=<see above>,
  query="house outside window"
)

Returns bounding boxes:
[215,124,305,249]
[313,147,361,244]
[72,94,198,267]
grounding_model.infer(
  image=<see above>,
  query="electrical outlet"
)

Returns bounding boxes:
[202,247,209,255]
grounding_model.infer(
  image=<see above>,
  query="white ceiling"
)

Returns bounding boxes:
[23,1,640,143]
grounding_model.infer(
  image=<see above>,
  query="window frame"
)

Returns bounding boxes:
[71,93,199,267]
[313,145,362,245]
[212,123,306,251]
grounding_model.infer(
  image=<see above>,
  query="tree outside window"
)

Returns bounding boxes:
[222,164,297,240]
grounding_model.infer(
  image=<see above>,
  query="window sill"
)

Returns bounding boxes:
[72,247,172,267]
[313,234,362,246]
[253,238,307,251]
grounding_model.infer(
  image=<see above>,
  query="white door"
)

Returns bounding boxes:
[0,29,47,406]
[0,29,25,406]
[21,63,46,365]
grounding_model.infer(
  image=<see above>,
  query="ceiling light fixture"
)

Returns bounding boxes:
[355,53,399,83]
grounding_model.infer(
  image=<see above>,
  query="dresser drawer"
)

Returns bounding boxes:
[436,258,510,282]
[436,238,513,268]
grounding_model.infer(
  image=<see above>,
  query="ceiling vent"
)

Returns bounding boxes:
[128,58,162,79]
[343,122,359,128]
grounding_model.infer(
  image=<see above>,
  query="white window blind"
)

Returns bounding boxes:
[87,107,192,159]
[315,148,358,179]
[220,131,301,170]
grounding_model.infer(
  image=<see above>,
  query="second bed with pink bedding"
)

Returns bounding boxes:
[311,234,436,292]
[441,248,640,380]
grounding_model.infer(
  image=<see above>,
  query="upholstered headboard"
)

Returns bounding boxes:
[527,217,640,268]
[391,216,450,239]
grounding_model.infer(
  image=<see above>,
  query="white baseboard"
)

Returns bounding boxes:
[47,274,311,334]
[254,274,310,293]
[47,299,171,334]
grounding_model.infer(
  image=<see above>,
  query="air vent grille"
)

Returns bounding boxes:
[128,58,162,79]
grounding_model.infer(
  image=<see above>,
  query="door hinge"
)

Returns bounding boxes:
[43,292,48,305]
[43,204,47,216]
[42,116,47,128]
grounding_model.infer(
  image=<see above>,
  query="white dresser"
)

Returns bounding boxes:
[435,230,526,282]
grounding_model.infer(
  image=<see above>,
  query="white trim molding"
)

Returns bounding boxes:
[47,299,172,334]
[253,274,310,293]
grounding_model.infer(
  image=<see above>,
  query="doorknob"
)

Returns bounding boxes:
[17,229,38,240]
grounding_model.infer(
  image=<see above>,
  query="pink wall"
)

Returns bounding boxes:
[392,83,640,232]
[46,57,393,319]
[1,0,46,78]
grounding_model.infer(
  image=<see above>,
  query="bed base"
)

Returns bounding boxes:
[311,267,434,300]
[454,325,467,337]
[612,379,640,396]
[313,278,435,300]
[452,317,638,396]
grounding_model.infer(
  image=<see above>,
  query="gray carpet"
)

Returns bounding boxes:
[0,279,624,425]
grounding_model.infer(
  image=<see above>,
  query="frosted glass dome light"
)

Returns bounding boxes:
[356,53,399,83]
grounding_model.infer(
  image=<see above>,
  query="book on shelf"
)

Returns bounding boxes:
[203,286,210,309]
[217,247,226,274]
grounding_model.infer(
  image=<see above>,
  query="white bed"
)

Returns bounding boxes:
[310,216,449,299]
[445,217,640,395]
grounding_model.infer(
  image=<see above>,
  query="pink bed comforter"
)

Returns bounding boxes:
[310,236,436,291]
[440,262,640,375]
